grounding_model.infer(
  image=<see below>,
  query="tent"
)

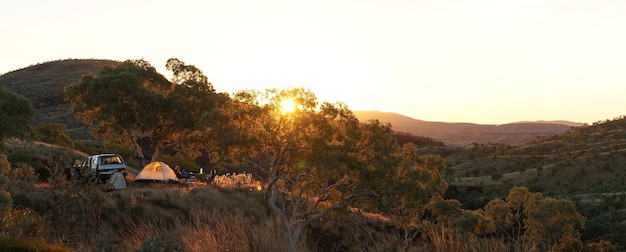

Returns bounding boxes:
[134,161,179,183]
[107,172,127,189]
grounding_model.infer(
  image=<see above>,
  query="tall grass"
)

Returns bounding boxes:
[412,227,519,252]
[6,180,315,251]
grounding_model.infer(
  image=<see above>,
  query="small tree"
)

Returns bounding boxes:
[375,144,449,248]
[0,84,34,150]
[34,122,74,148]
[483,186,586,250]
[523,197,585,249]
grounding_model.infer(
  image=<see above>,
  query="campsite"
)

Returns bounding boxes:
[0,59,622,251]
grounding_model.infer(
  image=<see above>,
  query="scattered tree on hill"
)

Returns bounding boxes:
[0,84,34,150]
[373,144,449,248]
[33,122,74,148]
[64,59,227,167]
[483,186,587,250]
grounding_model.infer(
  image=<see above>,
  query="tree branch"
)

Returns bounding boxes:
[305,190,377,226]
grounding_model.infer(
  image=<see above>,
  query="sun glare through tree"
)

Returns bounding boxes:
[280,99,296,114]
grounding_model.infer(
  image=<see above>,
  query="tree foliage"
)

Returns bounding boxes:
[483,186,587,250]
[0,84,34,150]
[219,88,370,251]
[64,59,227,166]
[217,88,451,251]
[33,122,74,148]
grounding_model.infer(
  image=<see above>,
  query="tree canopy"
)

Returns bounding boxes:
[217,88,450,251]
[64,59,227,167]
[0,84,34,150]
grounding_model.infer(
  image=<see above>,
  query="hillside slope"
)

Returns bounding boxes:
[442,116,626,196]
[353,110,583,146]
[0,59,120,139]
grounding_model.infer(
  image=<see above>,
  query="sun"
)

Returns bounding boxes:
[280,99,296,113]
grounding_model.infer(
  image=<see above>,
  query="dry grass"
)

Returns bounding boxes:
[7,180,313,252]
[412,227,518,252]
[5,172,595,252]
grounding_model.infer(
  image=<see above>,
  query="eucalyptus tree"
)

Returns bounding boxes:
[220,88,375,250]
[369,143,449,248]
[219,88,450,251]
[0,85,34,235]
[484,186,586,250]
[64,59,226,167]
[0,84,34,150]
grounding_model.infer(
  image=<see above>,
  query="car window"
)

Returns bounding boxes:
[101,155,122,164]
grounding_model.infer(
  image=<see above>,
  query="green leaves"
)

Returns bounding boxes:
[64,59,225,164]
[0,84,34,142]
[483,186,586,249]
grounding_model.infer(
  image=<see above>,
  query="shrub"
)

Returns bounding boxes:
[136,232,185,252]
[212,172,262,191]
[0,208,48,240]
[6,148,33,164]
[490,173,502,181]
[91,232,124,252]
[0,236,70,252]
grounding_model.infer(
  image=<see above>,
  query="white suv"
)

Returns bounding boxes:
[81,154,128,181]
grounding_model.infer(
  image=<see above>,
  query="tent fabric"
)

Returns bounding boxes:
[135,161,179,182]
[108,172,127,189]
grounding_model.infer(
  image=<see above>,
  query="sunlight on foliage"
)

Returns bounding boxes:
[212,172,263,191]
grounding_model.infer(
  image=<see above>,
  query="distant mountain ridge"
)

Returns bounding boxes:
[353,111,584,146]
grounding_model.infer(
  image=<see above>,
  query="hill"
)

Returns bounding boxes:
[353,110,584,146]
[441,116,626,196]
[0,59,120,140]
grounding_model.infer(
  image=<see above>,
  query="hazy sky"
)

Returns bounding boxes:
[2,0,625,124]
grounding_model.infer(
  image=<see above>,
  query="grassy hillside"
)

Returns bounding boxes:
[0,59,120,140]
[445,116,626,196]
[5,119,625,250]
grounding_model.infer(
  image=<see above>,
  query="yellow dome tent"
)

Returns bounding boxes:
[134,161,179,183]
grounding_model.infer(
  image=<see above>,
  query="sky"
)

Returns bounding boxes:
[2,0,626,125]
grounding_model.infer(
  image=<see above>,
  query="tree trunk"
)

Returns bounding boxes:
[129,135,145,168]
[284,214,306,252]
[152,145,164,163]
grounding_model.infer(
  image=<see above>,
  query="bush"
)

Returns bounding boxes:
[136,232,185,252]
[6,148,33,164]
[490,173,502,181]
[212,172,262,191]
[0,208,48,239]
[91,232,124,252]
[0,236,70,252]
